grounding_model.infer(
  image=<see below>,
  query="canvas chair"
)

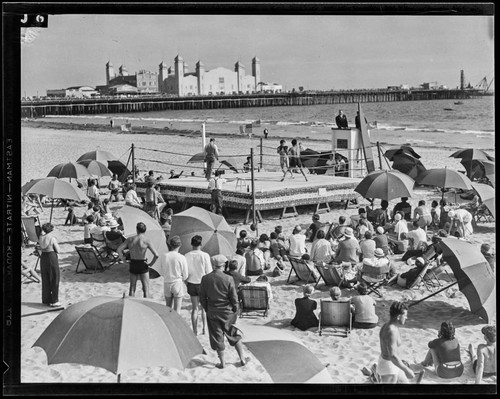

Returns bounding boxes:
[287,257,320,285]
[318,299,352,337]
[21,215,41,246]
[314,263,343,289]
[238,285,269,317]
[359,263,397,297]
[473,203,494,224]
[104,233,123,266]
[75,245,107,273]
[326,223,345,241]
[90,232,109,260]
[406,263,442,292]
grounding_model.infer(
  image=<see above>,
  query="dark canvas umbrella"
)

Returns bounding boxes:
[234,324,332,383]
[354,169,415,201]
[77,149,118,163]
[114,205,168,266]
[77,159,113,178]
[170,206,237,257]
[32,296,204,382]
[47,162,91,179]
[300,148,321,169]
[438,238,496,323]
[26,177,88,222]
[460,159,495,183]
[107,159,131,182]
[471,182,495,219]
[384,145,421,161]
[391,153,427,180]
[416,167,473,202]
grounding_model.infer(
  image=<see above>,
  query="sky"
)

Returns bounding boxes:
[20,13,494,97]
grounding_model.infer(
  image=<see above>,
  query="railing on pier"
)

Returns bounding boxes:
[20,89,482,118]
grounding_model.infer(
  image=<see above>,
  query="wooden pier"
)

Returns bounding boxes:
[135,171,361,223]
[21,89,481,118]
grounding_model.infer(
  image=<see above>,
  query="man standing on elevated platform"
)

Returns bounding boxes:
[208,170,226,215]
[335,110,349,129]
[204,138,219,180]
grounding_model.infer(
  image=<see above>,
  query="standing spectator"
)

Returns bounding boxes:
[335,109,349,129]
[414,200,432,231]
[263,128,269,139]
[185,235,212,335]
[243,156,252,173]
[355,110,368,130]
[87,179,101,206]
[208,170,226,215]
[157,235,189,313]
[204,138,219,180]
[117,222,159,298]
[38,223,61,307]
[290,285,319,331]
[430,200,441,228]
[108,174,122,202]
[288,225,307,258]
[199,255,249,369]
[306,213,322,242]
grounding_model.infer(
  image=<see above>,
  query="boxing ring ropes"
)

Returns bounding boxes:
[121,132,390,229]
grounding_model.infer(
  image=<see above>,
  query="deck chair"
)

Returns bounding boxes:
[75,245,107,273]
[359,263,397,297]
[103,233,123,266]
[314,263,343,289]
[287,257,320,285]
[90,233,109,260]
[326,223,344,241]
[21,215,41,246]
[238,285,269,317]
[407,263,440,292]
[318,299,352,337]
[473,203,494,223]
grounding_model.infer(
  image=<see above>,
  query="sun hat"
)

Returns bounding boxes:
[294,225,302,232]
[415,257,426,267]
[481,326,496,343]
[374,248,385,257]
[313,214,320,221]
[103,213,114,221]
[344,227,354,238]
[211,254,228,268]
[376,226,385,234]
[108,219,120,228]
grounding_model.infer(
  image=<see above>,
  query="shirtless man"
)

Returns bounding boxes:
[469,325,496,384]
[378,301,415,383]
[117,222,159,298]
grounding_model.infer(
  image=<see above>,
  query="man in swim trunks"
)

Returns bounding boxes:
[378,301,415,383]
[469,325,497,384]
[157,235,189,313]
[118,222,159,298]
[199,254,248,369]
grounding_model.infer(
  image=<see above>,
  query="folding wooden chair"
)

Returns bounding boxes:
[90,233,109,260]
[407,263,440,292]
[359,263,397,297]
[75,245,107,273]
[314,263,343,289]
[21,215,41,246]
[287,257,320,285]
[104,234,123,266]
[473,203,494,223]
[238,285,269,317]
[318,299,352,337]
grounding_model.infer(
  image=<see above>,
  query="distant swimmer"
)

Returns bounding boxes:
[335,110,349,129]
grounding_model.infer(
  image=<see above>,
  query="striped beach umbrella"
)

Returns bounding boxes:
[77,159,112,178]
[234,324,332,383]
[32,296,204,382]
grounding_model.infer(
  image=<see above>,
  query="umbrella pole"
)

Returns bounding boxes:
[50,199,54,223]
[250,149,258,236]
[408,281,458,308]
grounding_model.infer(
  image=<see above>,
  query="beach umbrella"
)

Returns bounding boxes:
[384,145,421,161]
[113,205,168,265]
[32,296,204,382]
[187,152,238,172]
[438,238,496,323]
[471,182,495,219]
[449,148,494,162]
[107,159,132,182]
[234,324,333,383]
[354,169,415,202]
[460,159,495,183]
[170,206,237,257]
[300,148,321,169]
[47,161,91,179]
[77,149,118,163]
[416,167,473,202]
[391,153,427,180]
[21,178,45,195]
[26,177,88,222]
[77,159,113,178]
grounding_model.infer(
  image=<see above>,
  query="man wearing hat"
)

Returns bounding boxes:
[334,227,360,265]
[104,218,125,253]
[199,254,248,369]
[156,235,189,313]
[288,225,307,258]
[89,217,111,250]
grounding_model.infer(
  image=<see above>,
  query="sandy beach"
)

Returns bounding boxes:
[19,119,496,386]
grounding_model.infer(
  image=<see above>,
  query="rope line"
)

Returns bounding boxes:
[134,145,252,159]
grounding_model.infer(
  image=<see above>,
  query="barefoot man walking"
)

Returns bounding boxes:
[118,222,159,298]
[377,301,416,383]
